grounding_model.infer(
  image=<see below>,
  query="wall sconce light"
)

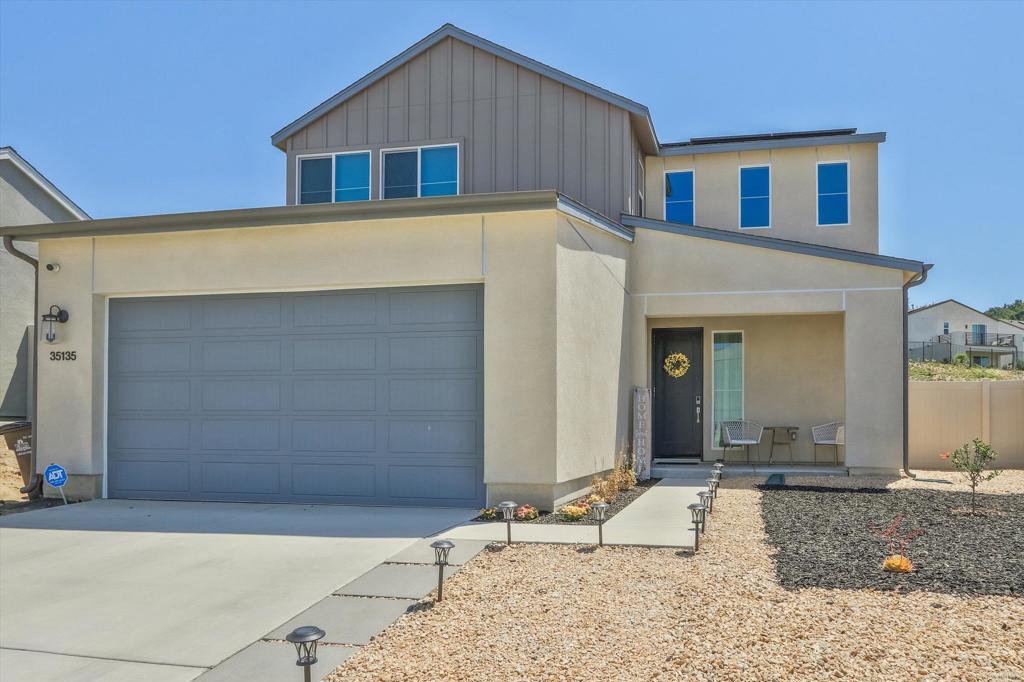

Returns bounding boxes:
[41,305,69,344]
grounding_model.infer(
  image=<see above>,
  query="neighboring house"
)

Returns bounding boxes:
[909,299,1023,368]
[0,147,88,421]
[0,25,929,508]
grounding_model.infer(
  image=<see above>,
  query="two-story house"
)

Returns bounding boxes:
[0,25,929,508]
[909,299,1022,368]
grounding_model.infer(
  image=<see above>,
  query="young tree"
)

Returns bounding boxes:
[941,439,1002,514]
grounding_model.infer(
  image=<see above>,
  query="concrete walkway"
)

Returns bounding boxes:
[195,538,492,681]
[440,478,705,548]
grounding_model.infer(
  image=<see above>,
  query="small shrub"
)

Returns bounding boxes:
[942,438,1002,514]
[478,507,498,520]
[872,514,923,574]
[586,493,605,505]
[560,503,589,521]
[612,465,637,491]
[591,474,619,503]
[514,504,538,521]
[953,353,969,366]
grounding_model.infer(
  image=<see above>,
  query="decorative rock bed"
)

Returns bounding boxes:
[760,483,1024,596]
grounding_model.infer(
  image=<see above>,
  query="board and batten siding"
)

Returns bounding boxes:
[284,36,643,219]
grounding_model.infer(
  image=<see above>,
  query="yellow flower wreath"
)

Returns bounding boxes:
[663,352,690,378]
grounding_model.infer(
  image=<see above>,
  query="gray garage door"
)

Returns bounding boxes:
[107,285,484,507]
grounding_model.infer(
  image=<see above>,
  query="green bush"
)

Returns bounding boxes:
[941,438,1002,514]
[953,353,969,366]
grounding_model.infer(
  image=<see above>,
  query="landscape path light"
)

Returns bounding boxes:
[593,502,610,546]
[697,490,713,521]
[713,462,725,479]
[430,539,455,602]
[706,478,720,499]
[498,501,517,545]
[687,503,707,552]
[286,625,325,682]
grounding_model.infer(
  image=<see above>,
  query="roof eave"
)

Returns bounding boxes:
[658,131,886,157]
[621,214,926,273]
[0,147,90,220]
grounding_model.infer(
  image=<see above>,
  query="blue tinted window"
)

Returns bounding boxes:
[665,171,694,224]
[817,162,849,225]
[420,146,458,197]
[299,157,332,204]
[740,166,770,228]
[383,151,418,199]
[335,152,370,202]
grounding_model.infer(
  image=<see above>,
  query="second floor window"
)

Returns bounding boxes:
[298,151,371,205]
[943,321,950,335]
[817,161,849,225]
[382,144,458,199]
[739,166,770,228]
[665,171,694,225]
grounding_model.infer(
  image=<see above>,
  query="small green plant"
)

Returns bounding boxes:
[953,353,969,366]
[514,504,538,521]
[478,507,498,520]
[941,438,1002,514]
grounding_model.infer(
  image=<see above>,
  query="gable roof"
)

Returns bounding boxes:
[271,24,659,153]
[621,214,928,273]
[0,146,89,220]
[908,298,1015,325]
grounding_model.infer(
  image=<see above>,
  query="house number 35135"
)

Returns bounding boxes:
[49,351,77,361]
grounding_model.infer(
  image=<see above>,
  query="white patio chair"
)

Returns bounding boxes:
[812,422,845,465]
[721,420,764,463]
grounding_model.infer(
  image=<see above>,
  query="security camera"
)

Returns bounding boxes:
[45,263,60,272]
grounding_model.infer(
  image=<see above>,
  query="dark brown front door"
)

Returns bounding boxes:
[652,328,703,458]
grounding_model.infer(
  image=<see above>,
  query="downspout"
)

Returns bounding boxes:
[902,264,932,479]
[3,236,42,498]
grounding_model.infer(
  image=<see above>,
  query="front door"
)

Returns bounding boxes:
[652,328,703,458]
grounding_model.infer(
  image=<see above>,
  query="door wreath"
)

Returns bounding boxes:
[663,352,690,378]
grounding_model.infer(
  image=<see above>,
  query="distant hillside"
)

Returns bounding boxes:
[985,298,1024,321]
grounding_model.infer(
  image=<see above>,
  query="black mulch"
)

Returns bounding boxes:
[472,478,660,525]
[0,497,68,516]
[760,485,1024,596]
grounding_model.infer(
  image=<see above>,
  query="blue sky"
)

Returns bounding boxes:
[1,1,1020,310]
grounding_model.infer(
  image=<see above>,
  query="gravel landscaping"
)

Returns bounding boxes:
[760,480,1023,596]
[327,471,1024,681]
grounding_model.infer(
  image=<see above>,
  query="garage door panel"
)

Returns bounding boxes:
[201,380,280,411]
[111,418,190,451]
[389,377,479,412]
[388,334,479,370]
[200,462,280,494]
[291,463,376,497]
[293,379,377,411]
[292,419,376,452]
[113,460,191,493]
[201,339,282,372]
[388,420,477,453]
[294,292,377,328]
[387,464,480,500]
[111,299,192,333]
[113,341,191,373]
[293,338,376,370]
[113,379,191,411]
[108,285,483,506]
[201,297,282,330]
[200,419,280,451]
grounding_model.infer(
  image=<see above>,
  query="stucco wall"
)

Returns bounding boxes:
[627,227,906,472]
[645,314,845,463]
[644,143,879,253]
[1,159,80,418]
[34,208,634,507]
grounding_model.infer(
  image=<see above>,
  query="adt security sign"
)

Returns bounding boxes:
[44,463,69,504]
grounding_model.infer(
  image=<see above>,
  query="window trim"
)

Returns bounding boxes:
[738,164,771,230]
[295,150,372,205]
[379,142,460,200]
[710,329,744,452]
[636,157,645,217]
[816,160,851,227]
[663,168,695,224]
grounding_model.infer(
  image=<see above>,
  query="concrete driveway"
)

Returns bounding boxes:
[0,500,475,681]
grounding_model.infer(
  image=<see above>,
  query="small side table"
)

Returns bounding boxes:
[765,426,799,464]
